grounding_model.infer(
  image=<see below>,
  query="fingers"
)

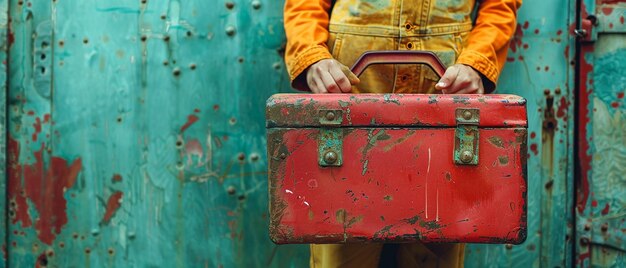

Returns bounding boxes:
[435,65,460,92]
[437,64,485,94]
[340,64,361,85]
[306,59,356,94]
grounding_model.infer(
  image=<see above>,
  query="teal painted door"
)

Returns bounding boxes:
[575,1,626,267]
[464,0,577,266]
[1,0,622,267]
[6,0,307,267]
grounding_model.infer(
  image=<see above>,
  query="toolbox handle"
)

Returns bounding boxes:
[350,51,447,78]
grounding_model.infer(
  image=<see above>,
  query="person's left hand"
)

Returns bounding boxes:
[435,64,484,94]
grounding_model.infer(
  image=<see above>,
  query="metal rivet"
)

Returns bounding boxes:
[325,111,336,121]
[462,110,473,120]
[601,223,608,232]
[580,237,589,246]
[505,244,513,250]
[461,150,474,163]
[252,0,261,9]
[555,88,561,95]
[279,153,286,159]
[324,151,337,164]
[225,26,236,36]
[584,224,591,231]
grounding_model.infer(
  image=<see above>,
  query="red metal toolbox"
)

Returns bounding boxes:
[266,52,527,245]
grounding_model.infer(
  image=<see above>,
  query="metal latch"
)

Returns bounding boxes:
[454,108,479,165]
[318,110,343,167]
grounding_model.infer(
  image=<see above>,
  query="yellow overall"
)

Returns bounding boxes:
[283,0,521,266]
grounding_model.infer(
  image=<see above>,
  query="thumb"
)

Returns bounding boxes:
[340,64,360,85]
[435,65,459,90]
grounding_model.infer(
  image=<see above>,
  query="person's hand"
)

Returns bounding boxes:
[306,59,360,94]
[435,64,484,94]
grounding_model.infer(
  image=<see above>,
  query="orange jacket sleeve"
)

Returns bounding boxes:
[456,0,522,90]
[283,0,333,90]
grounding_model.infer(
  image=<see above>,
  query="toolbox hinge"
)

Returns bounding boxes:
[454,108,480,165]
[318,110,343,167]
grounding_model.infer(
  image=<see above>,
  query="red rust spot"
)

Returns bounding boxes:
[180,114,199,133]
[213,105,219,111]
[518,55,524,61]
[507,57,515,62]
[534,29,539,34]
[609,23,614,29]
[601,7,613,15]
[43,114,51,124]
[556,97,568,118]
[102,191,123,224]
[33,117,42,142]
[611,102,619,108]
[194,108,200,113]
[557,30,563,35]
[8,137,83,245]
[509,24,524,53]
[621,16,624,24]
[8,31,14,47]
[523,44,529,49]
[35,253,48,268]
[27,110,35,116]
[544,66,549,72]
[564,45,570,59]
[112,174,123,183]
[601,203,610,215]
[576,36,593,214]
[530,144,538,155]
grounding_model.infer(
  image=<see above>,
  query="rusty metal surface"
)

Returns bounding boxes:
[267,95,528,245]
[5,0,308,267]
[575,1,626,267]
[0,0,6,266]
[464,0,577,266]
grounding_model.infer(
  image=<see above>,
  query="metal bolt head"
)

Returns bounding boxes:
[279,152,286,159]
[325,111,336,121]
[462,110,473,120]
[505,244,513,250]
[251,0,261,9]
[225,26,236,36]
[461,150,474,163]
[324,151,338,164]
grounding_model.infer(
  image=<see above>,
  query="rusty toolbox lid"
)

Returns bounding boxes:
[266,94,527,128]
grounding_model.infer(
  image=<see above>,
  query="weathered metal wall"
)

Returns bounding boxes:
[6,0,308,267]
[3,0,625,267]
[464,0,577,266]
[575,0,626,267]
[0,0,6,266]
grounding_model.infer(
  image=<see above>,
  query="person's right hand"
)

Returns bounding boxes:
[306,59,360,93]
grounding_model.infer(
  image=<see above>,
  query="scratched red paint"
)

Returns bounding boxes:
[601,204,610,215]
[7,31,14,46]
[557,29,563,35]
[591,200,598,207]
[621,16,624,24]
[530,132,536,139]
[8,138,33,227]
[180,114,199,133]
[9,137,83,245]
[35,253,47,268]
[102,191,123,224]
[522,21,529,29]
[611,102,619,108]
[618,92,624,99]
[601,7,613,15]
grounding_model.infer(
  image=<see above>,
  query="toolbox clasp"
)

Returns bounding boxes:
[318,109,343,167]
[454,108,480,165]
